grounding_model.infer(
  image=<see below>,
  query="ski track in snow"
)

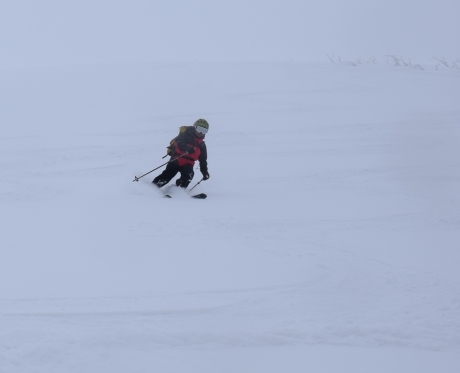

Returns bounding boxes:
[1,62,460,372]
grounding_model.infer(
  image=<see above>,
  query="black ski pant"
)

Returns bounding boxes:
[153,162,194,188]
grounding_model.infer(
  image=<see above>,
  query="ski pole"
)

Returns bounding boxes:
[133,153,189,182]
[189,177,204,192]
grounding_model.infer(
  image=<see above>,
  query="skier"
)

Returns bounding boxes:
[152,119,210,189]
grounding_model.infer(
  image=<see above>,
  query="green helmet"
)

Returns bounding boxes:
[194,119,209,134]
[194,119,209,130]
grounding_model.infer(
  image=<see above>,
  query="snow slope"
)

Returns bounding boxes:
[1,61,460,372]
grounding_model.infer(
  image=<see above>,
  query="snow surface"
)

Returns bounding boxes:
[1,61,460,372]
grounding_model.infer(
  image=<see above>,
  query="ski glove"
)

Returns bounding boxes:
[202,172,210,180]
[186,145,195,154]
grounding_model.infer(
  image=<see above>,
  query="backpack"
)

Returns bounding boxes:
[166,126,187,156]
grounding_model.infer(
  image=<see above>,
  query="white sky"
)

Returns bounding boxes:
[0,0,458,67]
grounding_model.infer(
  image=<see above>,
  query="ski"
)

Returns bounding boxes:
[156,184,174,198]
[155,183,207,199]
[163,193,207,199]
[191,193,207,199]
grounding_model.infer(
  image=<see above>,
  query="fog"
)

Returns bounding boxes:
[1,0,458,68]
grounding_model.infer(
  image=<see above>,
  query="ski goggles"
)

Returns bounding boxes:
[195,126,208,134]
